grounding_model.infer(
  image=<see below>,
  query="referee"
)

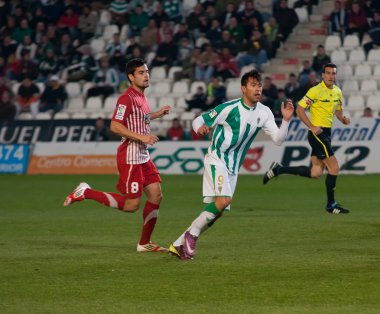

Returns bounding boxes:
[263,63,351,214]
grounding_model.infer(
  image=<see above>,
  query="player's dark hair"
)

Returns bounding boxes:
[323,63,337,73]
[125,58,146,82]
[241,69,262,86]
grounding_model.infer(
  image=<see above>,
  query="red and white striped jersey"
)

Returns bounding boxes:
[112,87,151,164]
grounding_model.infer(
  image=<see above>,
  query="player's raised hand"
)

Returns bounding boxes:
[281,99,294,122]
[156,106,171,118]
[140,134,159,145]
[197,125,210,136]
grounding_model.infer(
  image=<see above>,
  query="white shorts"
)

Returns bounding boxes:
[203,163,238,209]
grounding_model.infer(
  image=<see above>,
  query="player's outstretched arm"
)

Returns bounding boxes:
[151,105,171,119]
[110,120,159,145]
[192,115,209,135]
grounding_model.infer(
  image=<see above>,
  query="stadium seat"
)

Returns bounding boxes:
[150,66,167,82]
[342,34,360,51]
[168,66,183,80]
[102,24,119,41]
[104,96,118,113]
[190,81,207,95]
[90,38,106,55]
[149,120,166,137]
[67,97,85,113]
[360,79,377,96]
[180,111,196,122]
[152,81,171,97]
[366,95,380,110]
[82,82,95,96]
[226,80,241,99]
[120,24,129,42]
[348,49,365,65]
[324,35,342,52]
[88,112,106,119]
[337,64,353,82]
[294,7,308,23]
[85,96,103,112]
[158,96,176,108]
[347,95,365,111]
[36,82,45,94]
[354,64,372,80]
[98,10,111,28]
[36,112,52,120]
[172,81,189,97]
[146,96,158,110]
[71,112,89,119]
[18,113,33,120]
[372,64,380,79]
[331,49,347,65]
[342,79,359,96]
[53,112,70,120]
[66,82,81,98]
[366,49,380,65]
[11,82,21,95]
[176,97,189,111]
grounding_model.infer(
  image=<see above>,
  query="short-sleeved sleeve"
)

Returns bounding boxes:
[202,104,228,127]
[298,86,317,109]
[112,94,133,122]
[336,88,343,110]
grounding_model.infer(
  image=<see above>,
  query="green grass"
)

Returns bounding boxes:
[0,174,379,314]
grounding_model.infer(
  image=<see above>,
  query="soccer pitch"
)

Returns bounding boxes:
[1,174,379,314]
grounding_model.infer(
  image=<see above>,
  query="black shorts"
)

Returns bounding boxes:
[307,128,334,160]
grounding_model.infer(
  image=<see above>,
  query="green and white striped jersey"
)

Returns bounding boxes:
[201,98,287,175]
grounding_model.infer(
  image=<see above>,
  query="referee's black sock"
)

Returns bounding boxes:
[325,173,337,206]
[278,166,311,178]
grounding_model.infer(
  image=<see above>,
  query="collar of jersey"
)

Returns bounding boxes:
[321,80,333,90]
[240,98,257,111]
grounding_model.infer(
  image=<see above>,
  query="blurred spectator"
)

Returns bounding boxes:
[57,6,79,39]
[298,60,313,87]
[195,43,218,82]
[214,47,240,80]
[362,107,373,117]
[163,0,183,24]
[5,53,21,81]
[129,4,150,37]
[186,85,208,111]
[38,48,59,81]
[151,33,177,68]
[78,5,98,42]
[66,44,96,82]
[328,0,348,39]
[255,0,274,22]
[158,20,174,41]
[151,2,170,28]
[186,3,204,36]
[347,1,368,42]
[15,76,40,119]
[15,35,37,60]
[30,7,48,30]
[219,2,238,28]
[284,73,301,101]
[1,16,16,40]
[177,37,193,67]
[239,0,264,34]
[264,17,281,58]
[274,0,299,42]
[125,36,142,60]
[109,0,129,26]
[273,88,286,119]
[173,22,191,45]
[226,16,246,50]
[237,29,268,72]
[206,76,226,107]
[106,32,127,71]
[34,21,46,45]
[140,19,159,53]
[363,10,380,55]
[57,33,76,70]
[12,18,33,44]
[167,118,185,141]
[0,75,10,98]
[298,71,319,97]
[1,34,18,61]
[312,44,331,75]
[261,76,278,111]
[91,117,110,141]
[19,50,38,81]
[215,30,239,56]
[294,0,316,15]
[87,56,119,99]
[39,76,67,114]
[0,90,16,121]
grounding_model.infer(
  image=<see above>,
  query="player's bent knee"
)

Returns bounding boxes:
[215,197,232,210]
[122,198,141,212]
[148,192,163,205]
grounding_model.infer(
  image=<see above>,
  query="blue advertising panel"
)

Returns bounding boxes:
[0,144,30,174]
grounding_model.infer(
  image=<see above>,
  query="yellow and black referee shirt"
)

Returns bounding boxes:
[298,81,343,128]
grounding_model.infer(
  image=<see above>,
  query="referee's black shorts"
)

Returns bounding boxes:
[307,127,334,160]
